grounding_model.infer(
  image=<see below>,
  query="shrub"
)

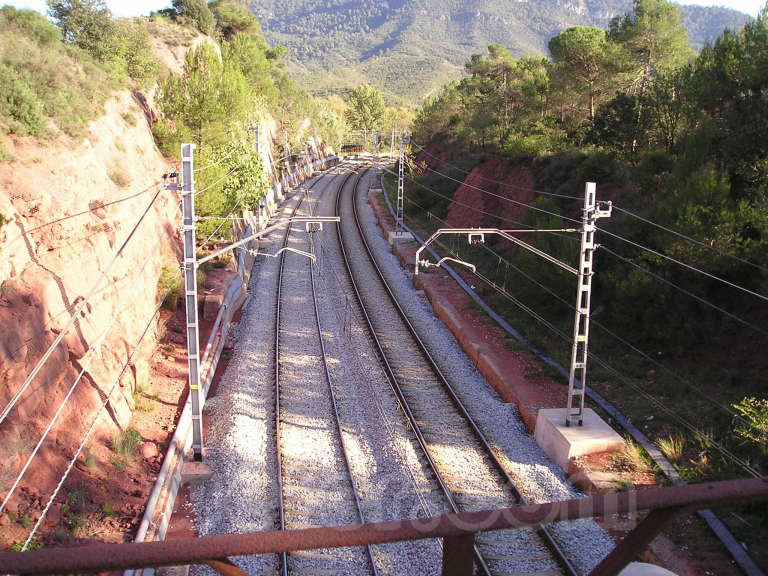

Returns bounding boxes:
[0,8,113,138]
[107,162,130,187]
[0,134,10,162]
[110,427,141,469]
[732,397,768,451]
[0,66,45,136]
[157,264,182,310]
[658,433,685,462]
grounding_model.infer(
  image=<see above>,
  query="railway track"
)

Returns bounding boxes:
[273,168,377,576]
[327,166,578,576]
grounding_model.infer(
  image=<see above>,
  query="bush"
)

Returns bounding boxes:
[157,264,182,310]
[0,66,45,136]
[0,7,113,138]
[110,427,141,469]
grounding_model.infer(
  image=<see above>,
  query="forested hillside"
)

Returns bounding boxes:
[248,0,749,104]
[405,0,768,522]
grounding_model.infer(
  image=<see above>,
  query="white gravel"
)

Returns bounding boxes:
[188,163,614,576]
[353,167,615,573]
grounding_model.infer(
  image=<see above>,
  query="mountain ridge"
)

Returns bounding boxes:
[248,0,751,105]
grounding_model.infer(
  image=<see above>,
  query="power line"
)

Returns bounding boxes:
[0,230,176,520]
[419,163,582,225]
[599,227,768,304]
[194,166,238,196]
[0,185,167,428]
[3,180,163,249]
[403,196,764,445]
[409,141,582,200]
[612,205,768,274]
[199,198,244,250]
[21,267,184,551]
[409,147,768,306]
[466,259,762,478]
[193,146,238,174]
[382,167,578,241]
[600,246,768,338]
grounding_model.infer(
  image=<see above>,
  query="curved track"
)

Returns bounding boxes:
[274,168,377,576]
[331,166,578,576]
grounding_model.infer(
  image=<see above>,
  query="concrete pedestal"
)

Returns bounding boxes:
[181,461,213,486]
[387,230,413,245]
[534,408,625,471]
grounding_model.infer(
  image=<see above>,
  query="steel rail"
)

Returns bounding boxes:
[274,166,376,576]
[338,167,578,576]
[333,168,490,576]
[274,176,311,576]
[307,170,379,576]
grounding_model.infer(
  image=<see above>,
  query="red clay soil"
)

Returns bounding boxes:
[0,265,236,554]
[444,157,535,232]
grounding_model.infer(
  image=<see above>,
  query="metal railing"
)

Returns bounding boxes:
[2,478,766,576]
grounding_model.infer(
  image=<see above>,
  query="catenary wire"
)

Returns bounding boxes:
[463,261,762,478]
[193,146,238,174]
[0,185,167,428]
[0,228,176,519]
[599,246,768,338]
[21,267,184,551]
[408,196,756,429]
[599,227,768,304]
[382,167,579,242]
[612,205,768,274]
[405,149,768,305]
[198,198,244,250]
[409,141,583,200]
[194,166,238,196]
[403,194,765,442]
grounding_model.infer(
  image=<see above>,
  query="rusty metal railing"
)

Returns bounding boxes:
[1,478,766,576]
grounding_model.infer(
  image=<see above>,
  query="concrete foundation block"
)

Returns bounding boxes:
[534,408,625,472]
[387,230,413,245]
[181,461,214,486]
[202,294,223,321]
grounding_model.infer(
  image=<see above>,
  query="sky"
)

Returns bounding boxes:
[1,0,764,18]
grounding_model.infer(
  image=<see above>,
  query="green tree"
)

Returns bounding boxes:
[155,41,248,149]
[210,0,262,41]
[173,0,214,36]
[549,26,615,122]
[47,0,114,60]
[344,84,385,131]
[609,0,694,96]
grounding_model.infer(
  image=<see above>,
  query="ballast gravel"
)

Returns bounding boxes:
[354,167,615,573]
[188,163,614,576]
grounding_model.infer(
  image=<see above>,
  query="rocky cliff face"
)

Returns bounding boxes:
[0,90,179,509]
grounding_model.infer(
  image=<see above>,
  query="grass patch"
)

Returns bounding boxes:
[110,427,141,469]
[10,537,42,551]
[108,162,131,187]
[158,264,182,310]
[612,478,635,491]
[0,134,11,162]
[121,112,136,126]
[658,433,685,462]
[132,384,157,412]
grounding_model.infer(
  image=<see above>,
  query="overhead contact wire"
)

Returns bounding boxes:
[612,205,768,274]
